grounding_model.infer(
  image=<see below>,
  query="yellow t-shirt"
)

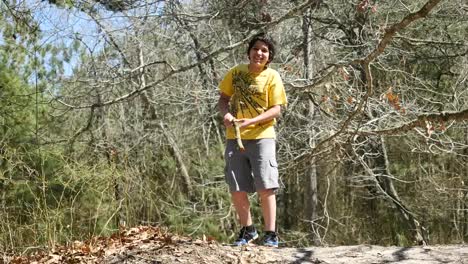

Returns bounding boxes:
[219,64,287,139]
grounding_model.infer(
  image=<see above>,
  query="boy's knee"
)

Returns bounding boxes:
[258,189,275,199]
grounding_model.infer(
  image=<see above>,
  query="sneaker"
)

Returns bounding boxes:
[262,231,279,247]
[232,226,258,246]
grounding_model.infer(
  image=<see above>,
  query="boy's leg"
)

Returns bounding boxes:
[249,139,278,231]
[231,191,259,246]
[258,189,276,231]
[231,191,252,226]
[249,139,279,246]
[225,140,259,246]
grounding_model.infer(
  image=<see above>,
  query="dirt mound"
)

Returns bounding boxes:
[3,226,468,263]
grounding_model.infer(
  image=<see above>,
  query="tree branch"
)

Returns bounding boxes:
[357,109,468,136]
[359,0,442,64]
[58,0,323,109]
[295,0,442,162]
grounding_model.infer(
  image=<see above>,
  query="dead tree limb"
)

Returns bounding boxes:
[158,122,193,197]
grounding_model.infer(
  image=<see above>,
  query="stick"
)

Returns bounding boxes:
[230,119,245,151]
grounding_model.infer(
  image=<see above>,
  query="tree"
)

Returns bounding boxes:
[1,0,468,251]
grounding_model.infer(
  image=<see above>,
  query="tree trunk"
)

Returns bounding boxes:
[350,7,429,242]
[374,136,428,245]
[158,121,193,197]
[463,127,468,242]
[302,7,320,245]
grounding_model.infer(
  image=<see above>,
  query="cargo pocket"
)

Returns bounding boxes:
[264,158,279,189]
[269,159,278,178]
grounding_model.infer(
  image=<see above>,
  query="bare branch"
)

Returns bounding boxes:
[359,0,443,64]
[358,109,468,136]
[58,0,324,109]
[293,0,443,165]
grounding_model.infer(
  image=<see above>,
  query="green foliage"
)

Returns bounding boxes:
[0,65,35,142]
[0,152,123,249]
[163,185,233,243]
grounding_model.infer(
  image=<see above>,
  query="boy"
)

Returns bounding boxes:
[217,33,287,247]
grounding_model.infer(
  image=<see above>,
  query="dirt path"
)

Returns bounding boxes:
[6,226,467,263]
[263,244,468,263]
[103,241,468,263]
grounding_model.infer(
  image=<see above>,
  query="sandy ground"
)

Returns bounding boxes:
[5,226,467,263]
[261,244,468,264]
[103,242,468,264]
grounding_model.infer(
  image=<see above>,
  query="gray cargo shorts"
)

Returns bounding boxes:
[224,138,279,193]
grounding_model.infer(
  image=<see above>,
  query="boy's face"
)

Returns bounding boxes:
[248,40,270,69]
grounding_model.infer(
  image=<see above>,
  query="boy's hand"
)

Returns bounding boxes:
[223,113,235,127]
[234,118,254,128]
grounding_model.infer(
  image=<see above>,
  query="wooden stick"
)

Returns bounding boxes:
[231,119,245,151]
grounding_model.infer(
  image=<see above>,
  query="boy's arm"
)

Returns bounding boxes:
[236,104,281,128]
[218,92,234,127]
